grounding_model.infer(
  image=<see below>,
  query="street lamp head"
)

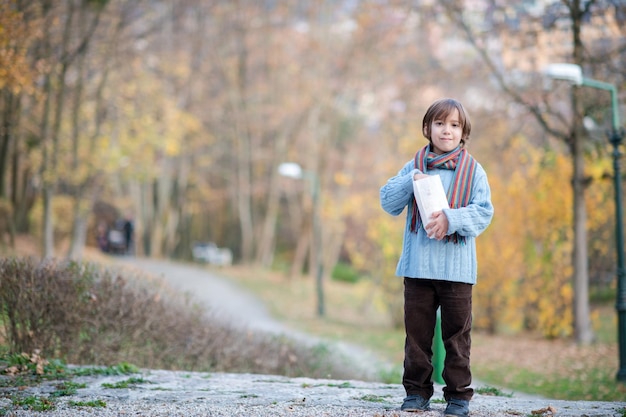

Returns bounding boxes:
[543,63,583,86]
[278,162,303,179]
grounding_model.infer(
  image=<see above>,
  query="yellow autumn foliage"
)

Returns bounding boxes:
[473,134,619,338]
[98,68,202,182]
[0,2,38,94]
[476,135,577,336]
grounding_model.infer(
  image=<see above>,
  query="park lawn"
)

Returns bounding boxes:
[471,328,624,401]
[217,265,626,402]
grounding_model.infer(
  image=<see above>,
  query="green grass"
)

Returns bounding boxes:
[476,364,624,401]
[0,354,141,416]
[331,262,362,283]
[10,395,55,412]
[69,399,107,408]
[475,386,513,397]
[101,377,150,389]
[49,381,87,397]
[71,362,140,377]
[356,393,393,403]
[326,381,354,388]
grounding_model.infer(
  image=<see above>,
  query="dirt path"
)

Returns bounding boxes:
[116,257,286,333]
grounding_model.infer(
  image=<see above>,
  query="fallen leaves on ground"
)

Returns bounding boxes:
[531,405,557,415]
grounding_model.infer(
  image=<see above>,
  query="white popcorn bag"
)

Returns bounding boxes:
[413,175,449,226]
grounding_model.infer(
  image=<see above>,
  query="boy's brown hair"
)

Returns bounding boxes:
[422,98,472,146]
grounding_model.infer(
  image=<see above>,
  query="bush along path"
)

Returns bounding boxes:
[0,256,379,382]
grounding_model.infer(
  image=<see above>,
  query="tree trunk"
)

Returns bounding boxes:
[255,121,300,267]
[40,69,55,258]
[42,1,75,257]
[233,24,254,264]
[0,90,17,199]
[289,191,310,278]
[570,0,594,344]
[129,180,145,257]
[255,156,282,268]
[68,212,88,259]
[67,17,87,260]
[571,124,593,343]
[67,0,109,259]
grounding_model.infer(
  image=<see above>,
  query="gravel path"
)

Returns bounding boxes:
[2,257,624,416]
[4,369,625,416]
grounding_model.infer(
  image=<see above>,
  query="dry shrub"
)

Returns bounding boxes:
[0,257,356,380]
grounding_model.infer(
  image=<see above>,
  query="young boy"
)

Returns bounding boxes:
[379,98,493,417]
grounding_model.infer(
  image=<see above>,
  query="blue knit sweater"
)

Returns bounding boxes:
[380,159,494,284]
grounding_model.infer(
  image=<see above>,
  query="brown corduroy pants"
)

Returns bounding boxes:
[402,277,474,402]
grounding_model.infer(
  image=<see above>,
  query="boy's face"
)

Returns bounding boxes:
[425,108,463,155]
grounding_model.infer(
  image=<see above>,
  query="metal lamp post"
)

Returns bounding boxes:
[545,63,626,382]
[278,162,325,317]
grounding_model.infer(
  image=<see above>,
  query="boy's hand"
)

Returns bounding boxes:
[414,173,429,181]
[425,211,449,240]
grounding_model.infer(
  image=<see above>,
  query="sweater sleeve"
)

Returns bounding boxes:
[443,163,494,237]
[380,161,419,216]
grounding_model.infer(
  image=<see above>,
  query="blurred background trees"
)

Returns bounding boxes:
[1,0,625,341]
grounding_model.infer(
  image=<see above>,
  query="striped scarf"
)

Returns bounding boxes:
[410,145,477,244]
